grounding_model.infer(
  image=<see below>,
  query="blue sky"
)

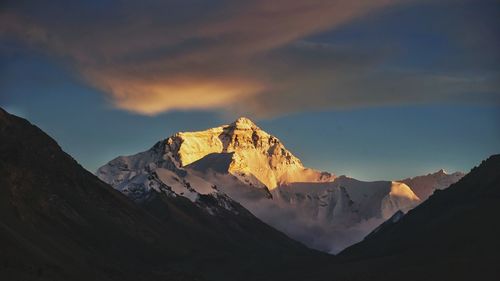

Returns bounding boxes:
[1,0,499,180]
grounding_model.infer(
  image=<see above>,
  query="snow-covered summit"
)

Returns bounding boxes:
[229,116,259,130]
[97,117,332,203]
[163,117,334,189]
[401,169,465,200]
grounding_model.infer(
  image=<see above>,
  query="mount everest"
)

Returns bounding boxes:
[97,117,463,253]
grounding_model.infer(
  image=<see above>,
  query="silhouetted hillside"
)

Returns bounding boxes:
[0,108,318,281]
[340,154,500,280]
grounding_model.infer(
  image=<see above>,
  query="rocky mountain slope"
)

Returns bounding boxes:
[0,108,318,281]
[98,117,421,253]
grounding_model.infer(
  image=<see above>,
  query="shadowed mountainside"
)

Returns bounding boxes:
[339,154,500,280]
[0,108,321,281]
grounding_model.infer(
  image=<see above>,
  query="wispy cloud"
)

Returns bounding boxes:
[1,0,498,116]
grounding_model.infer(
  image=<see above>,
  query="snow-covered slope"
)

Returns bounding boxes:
[97,117,421,253]
[263,177,419,253]
[275,177,419,224]
[97,140,211,202]
[96,140,245,217]
[400,169,465,201]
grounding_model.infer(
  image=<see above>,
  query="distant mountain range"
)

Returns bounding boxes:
[98,117,463,253]
[1,107,497,281]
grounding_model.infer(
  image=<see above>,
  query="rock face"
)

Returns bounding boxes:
[98,117,421,253]
[165,117,334,189]
[401,169,465,201]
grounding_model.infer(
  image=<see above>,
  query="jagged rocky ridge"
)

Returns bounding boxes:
[98,117,462,253]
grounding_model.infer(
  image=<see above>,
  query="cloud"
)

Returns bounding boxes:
[1,0,498,117]
[245,197,385,254]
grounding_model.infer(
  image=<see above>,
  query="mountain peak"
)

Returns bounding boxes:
[436,169,447,175]
[401,168,465,201]
[112,117,335,190]
[229,117,259,130]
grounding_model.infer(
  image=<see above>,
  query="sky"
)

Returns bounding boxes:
[0,0,499,180]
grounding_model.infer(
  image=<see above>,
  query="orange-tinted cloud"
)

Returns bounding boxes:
[1,0,498,117]
[88,73,264,115]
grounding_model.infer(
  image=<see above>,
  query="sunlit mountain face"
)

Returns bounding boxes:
[0,0,499,280]
[97,117,427,253]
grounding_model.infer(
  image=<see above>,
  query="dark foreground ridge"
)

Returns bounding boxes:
[0,107,498,281]
[0,107,322,281]
[339,154,500,280]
